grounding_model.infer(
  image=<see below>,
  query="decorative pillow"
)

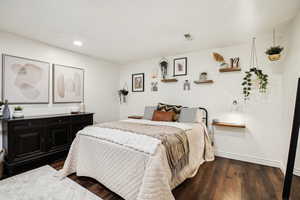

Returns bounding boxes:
[152,110,175,122]
[179,107,203,123]
[157,103,183,121]
[143,106,156,120]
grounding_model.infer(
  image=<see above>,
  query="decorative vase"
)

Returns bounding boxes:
[13,110,24,118]
[3,100,10,119]
[80,103,86,113]
[268,54,281,61]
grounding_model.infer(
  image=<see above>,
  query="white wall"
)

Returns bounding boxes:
[0,31,120,148]
[119,39,285,168]
[281,12,300,175]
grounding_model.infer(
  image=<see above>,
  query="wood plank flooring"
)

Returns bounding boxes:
[49,157,300,200]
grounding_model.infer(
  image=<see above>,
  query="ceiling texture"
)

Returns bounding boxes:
[0,0,299,64]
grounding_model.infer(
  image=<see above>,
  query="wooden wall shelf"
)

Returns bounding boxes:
[128,115,143,119]
[219,67,241,73]
[212,121,246,128]
[161,78,178,83]
[194,80,214,84]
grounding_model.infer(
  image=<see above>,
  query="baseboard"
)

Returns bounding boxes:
[215,150,282,168]
[294,168,300,176]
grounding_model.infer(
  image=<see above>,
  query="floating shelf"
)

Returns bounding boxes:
[212,121,246,128]
[161,78,178,83]
[128,115,143,119]
[194,80,214,84]
[219,67,241,73]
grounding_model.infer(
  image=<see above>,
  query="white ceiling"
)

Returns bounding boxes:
[0,0,299,64]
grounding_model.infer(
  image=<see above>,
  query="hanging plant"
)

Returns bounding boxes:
[242,38,269,100]
[265,29,284,61]
[118,83,129,103]
[242,68,268,99]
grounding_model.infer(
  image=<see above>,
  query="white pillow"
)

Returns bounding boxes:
[179,107,203,123]
[143,106,156,120]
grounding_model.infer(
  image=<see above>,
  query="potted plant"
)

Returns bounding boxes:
[13,106,24,118]
[265,46,284,61]
[199,72,208,81]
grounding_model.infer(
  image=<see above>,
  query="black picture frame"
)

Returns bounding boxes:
[132,73,144,92]
[173,57,187,77]
[282,78,300,200]
[52,64,85,104]
[2,54,50,104]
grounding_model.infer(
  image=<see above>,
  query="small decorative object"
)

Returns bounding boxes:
[212,52,229,68]
[265,29,284,61]
[229,57,240,68]
[132,73,144,92]
[199,72,208,81]
[242,38,269,100]
[3,100,10,119]
[2,54,50,104]
[70,106,80,114]
[13,106,24,118]
[118,85,129,103]
[80,103,86,113]
[151,82,158,92]
[183,80,191,91]
[53,64,84,103]
[159,58,168,79]
[173,57,187,76]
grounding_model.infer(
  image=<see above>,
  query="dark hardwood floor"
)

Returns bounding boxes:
[49,157,300,200]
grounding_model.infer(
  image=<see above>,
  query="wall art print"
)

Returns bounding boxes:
[53,64,84,103]
[173,57,187,76]
[132,73,144,92]
[2,54,50,104]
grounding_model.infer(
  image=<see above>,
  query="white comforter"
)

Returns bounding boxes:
[60,119,214,200]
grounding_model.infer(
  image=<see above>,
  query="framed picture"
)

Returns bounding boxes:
[132,73,144,92]
[173,57,187,76]
[53,64,84,103]
[2,54,50,104]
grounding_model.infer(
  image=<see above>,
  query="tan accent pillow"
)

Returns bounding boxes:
[152,110,175,122]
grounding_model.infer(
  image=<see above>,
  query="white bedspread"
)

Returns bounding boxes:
[60,119,214,200]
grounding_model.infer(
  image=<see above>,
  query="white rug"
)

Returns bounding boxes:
[0,165,103,200]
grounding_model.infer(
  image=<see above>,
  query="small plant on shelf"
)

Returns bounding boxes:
[14,106,23,111]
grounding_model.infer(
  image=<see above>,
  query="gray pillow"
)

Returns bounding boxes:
[143,106,156,120]
[179,107,203,123]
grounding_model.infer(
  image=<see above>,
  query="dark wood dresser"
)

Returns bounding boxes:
[2,112,94,175]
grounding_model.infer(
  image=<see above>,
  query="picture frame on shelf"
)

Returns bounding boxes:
[173,57,187,76]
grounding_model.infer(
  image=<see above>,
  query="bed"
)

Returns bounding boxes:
[59,107,214,200]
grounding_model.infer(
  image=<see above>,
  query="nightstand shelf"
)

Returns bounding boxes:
[212,121,246,128]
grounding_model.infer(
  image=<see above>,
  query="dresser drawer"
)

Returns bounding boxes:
[71,115,93,124]
[10,120,44,130]
[46,117,71,126]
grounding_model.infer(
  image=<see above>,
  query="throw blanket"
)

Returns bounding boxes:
[96,121,190,178]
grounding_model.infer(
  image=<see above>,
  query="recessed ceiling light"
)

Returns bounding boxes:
[73,40,83,47]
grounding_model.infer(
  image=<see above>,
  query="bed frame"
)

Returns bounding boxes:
[198,107,208,126]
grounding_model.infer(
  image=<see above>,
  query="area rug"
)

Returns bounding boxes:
[0,165,103,200]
